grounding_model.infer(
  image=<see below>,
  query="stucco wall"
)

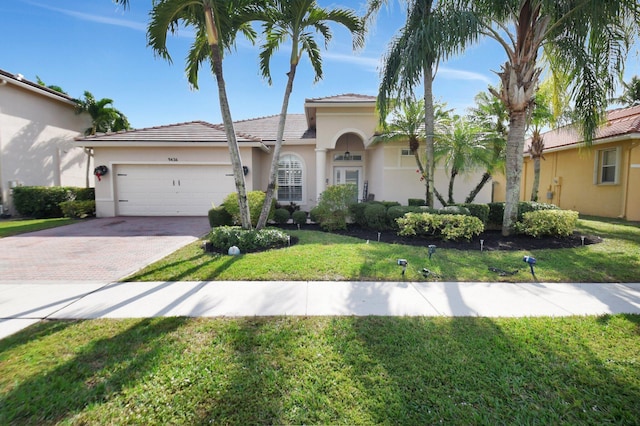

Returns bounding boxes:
[496,137,640,220]
[0,80,91,214]
[375,142,492,207]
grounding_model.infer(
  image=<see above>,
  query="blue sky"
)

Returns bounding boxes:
[1,0,638,129]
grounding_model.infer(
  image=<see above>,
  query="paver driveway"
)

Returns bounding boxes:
[0,217,210,281]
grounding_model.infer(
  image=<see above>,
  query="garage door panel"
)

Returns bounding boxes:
[115,164,235,216]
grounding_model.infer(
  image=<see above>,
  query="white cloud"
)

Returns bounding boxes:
[323,52,382,72]
[25,1,145,32]
[437,67,493,84]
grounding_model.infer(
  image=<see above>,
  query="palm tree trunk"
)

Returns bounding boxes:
[256,63,297,230]
[448,169,457,204]
[503,110,527,236]
[205,5,251,229]
[84,148,93,188]
[423,68,435,208]
[412,152,428,205]
[530,157,540,201]
[465,172,491,203]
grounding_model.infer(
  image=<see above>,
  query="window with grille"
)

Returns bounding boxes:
[277,154,303,202]
[596,147,619,184]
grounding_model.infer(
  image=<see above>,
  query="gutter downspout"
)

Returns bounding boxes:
[620,140,640,219]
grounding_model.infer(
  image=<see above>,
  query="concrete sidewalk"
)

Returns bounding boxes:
[2,280,640,340]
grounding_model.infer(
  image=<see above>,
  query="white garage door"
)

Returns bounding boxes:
[115,164,235,216]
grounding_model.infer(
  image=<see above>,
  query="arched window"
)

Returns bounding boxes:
[277,154,303,202]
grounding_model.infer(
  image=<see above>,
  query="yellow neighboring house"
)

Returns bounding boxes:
[493,105,640,221]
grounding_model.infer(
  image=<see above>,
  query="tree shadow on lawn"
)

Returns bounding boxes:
[0,317,189,424]
[338,315,640,424]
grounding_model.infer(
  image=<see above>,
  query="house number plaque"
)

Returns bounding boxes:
[168,157,178,162]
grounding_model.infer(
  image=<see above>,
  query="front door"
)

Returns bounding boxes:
[334,167,362,201]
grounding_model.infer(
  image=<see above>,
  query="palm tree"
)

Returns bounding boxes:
[441,0,640,235]
[366,0,477,208]
[526,84,555,201]
[373,97,449,204]
[254,0,364,230]
[465,87,508,203]
[146,0,264,229]
[434,115,490,205]
[74,91,130,187]
[616,76,640,107]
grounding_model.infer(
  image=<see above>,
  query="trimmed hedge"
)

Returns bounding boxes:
[408,198,426,206]
[364,203,389,230]
[487,201,560,228]
[208,206,233,228]
[207,226,290,253]
[222,191,274,227]
[387,205,427,230]
[59,200,95,218]
[458,203,489,225]
[292,210,308,226]
[273,208,291,225]
[516,209,579,237]
[12,186,95,218]
[397,212,484,241]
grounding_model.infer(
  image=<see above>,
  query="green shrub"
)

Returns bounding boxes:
[397,212,484,241]
[222,191,274,227]
[439,205,471,216]
[72,187,95,201]
[313,184,357,231]
[309,206,321,223]
[517,201,559,221]
[516,210,579,237]
[487,202,505,227]
[459,203,489,224]
[273,208,291,224]
[364,203,389,230]
[387,205,426,229]
[207,226,290,253]
[208,206,233,228]
[348,202,370,227]
[13,186,69,218]
[292,210,308,226]
[408,198,426,206]
[380,201,401,209]
[59,200,95,218]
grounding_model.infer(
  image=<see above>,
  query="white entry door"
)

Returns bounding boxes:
[333,167,362,201]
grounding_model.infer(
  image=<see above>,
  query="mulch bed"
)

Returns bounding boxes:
[278,223,603,251]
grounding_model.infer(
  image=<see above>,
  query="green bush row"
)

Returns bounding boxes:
[516,210,579,237]
[12,186,95,218]
[208,192,309,228]
[487,201,559,227]
[397,212,484,241]
[59,200,96,218]
[207,226,290,253]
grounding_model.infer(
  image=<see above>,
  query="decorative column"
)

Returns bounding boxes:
[315,148,327,201]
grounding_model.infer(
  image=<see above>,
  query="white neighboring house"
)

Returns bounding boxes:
[0,69,92,215]
[76,94,492,217]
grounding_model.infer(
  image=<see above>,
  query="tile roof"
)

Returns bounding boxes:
[538,105,640,150]
[76,121,262,143]
[305,93,377,103]
[230,114,315,141]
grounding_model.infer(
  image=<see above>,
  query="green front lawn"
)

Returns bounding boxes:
[0,218,78,238]
[1,315,638,424]
[126,217,640,283]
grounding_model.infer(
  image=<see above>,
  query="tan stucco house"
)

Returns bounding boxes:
[77,94,492,217]
[493,104,640,221]
[0,69,92,215]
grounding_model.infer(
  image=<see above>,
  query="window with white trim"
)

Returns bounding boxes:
[277,154,303,202]
[595,147,620,184]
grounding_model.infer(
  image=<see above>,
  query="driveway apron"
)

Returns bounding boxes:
[0,217,210,281]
